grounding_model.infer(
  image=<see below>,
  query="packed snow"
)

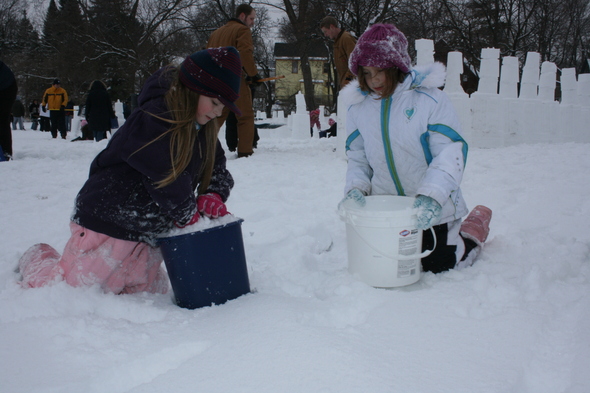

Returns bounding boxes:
[1,121,589,393]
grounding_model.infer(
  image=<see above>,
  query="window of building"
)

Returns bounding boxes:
[292,61,298,74]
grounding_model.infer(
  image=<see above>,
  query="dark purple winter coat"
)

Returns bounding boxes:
[73,67,234,245]
[84,81,113,133]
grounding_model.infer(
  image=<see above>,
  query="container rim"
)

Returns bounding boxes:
[157,218,244,244]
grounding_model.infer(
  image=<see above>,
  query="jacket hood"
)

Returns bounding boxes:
[137,67,174,109]
[408,61,446,90]
[340,62,447,108]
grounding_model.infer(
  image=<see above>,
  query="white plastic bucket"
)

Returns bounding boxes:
[339,195,436,288]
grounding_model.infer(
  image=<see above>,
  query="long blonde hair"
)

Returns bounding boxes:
[139,67,219,192]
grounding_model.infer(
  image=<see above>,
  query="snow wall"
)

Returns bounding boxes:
[336,39,590,150]
[80,39,589,151]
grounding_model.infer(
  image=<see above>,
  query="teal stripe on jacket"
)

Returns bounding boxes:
[345,130,360,151]
[381,97,405,196]
[420,124,468,166]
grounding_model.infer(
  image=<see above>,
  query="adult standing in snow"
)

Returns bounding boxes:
[18,47,242,294]
[207,3,261,158]
[84,80,114,142]
[320,16,357,89]
[11,96,25,131]
[224,81,261,152]
[42,79,68,139]
[339,23,492,273]
[0,60,17,160]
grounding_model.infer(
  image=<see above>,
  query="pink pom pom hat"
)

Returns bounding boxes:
[348,23,412,76]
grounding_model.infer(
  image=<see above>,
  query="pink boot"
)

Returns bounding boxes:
[460,205,492,247]
[18,243,63,288]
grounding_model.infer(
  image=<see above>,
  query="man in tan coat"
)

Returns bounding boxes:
[208,4,260,157]
[320,16,357,89]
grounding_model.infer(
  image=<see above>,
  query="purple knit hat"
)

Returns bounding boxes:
[348,23,412,76]
[179,47,242,116]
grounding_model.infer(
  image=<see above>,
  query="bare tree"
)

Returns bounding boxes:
[5,0,590,107]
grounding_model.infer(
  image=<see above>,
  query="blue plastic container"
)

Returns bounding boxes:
[158,219,250,309]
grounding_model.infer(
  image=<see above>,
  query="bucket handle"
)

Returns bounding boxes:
[346,213,437,261]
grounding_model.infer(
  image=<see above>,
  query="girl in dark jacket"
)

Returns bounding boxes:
[84,80,113,141]
[18,47,243,295]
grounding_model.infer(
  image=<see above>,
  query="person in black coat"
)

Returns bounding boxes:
[84,80,114,142]
[0,60,17,160]
[11,96,25,130]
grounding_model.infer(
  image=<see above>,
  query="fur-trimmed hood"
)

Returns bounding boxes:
[340,62,447,108]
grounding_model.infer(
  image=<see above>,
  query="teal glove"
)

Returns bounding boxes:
[338,188,366,210]
[413,195,442,230]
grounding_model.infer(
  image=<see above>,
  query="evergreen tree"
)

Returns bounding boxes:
[86,0,145,101]
[42,0,61,49]
[10,12,43,103]
[58,0,88,103]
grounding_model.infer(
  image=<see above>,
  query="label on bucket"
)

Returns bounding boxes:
[397,229,420,278]
[398,229,419,255]
[398,259,419,278]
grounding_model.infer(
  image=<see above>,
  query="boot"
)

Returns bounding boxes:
[18,243,62,288]
[460,205,492,247]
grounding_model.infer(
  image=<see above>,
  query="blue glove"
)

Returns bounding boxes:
[413,195,442,230]
[338,188,366,210]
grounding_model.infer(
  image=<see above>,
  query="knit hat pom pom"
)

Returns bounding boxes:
[365,24,399,41]
[348,23,412,76]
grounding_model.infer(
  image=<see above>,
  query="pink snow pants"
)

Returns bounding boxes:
[19,222,169,294]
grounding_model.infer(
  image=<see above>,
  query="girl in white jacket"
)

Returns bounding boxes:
[340,23,492,273]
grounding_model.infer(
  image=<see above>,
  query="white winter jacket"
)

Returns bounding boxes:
[342,62,469,225]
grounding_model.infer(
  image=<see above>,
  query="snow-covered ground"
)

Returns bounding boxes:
[1,123,589,392]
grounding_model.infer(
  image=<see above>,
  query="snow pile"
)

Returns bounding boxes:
[160,214,242,238]
[0,125,589,392]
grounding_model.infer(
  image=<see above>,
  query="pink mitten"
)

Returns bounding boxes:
[197,193,229,218]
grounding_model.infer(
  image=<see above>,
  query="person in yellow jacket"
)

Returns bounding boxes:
[207,3,261,157]
[42,79,69,139]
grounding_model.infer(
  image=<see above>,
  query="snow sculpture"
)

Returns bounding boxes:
[499,56,518,98]
[114,100,125,130]
[470,48,504,148]
[444,51,472,142]
[72,106,81,136]
[577,74,590,107]
[520,52,540,99]
[538,62,557,102]
[415,39,434,66]
[291,91,310,139]
[561,68,578,105]
[536,61,559,143]
[444,52,466,95]
[295,91,306,114]
[478,48,500,94]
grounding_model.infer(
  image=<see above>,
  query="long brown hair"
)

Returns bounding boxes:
[139,67,218,192]
[357,66,407,98]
